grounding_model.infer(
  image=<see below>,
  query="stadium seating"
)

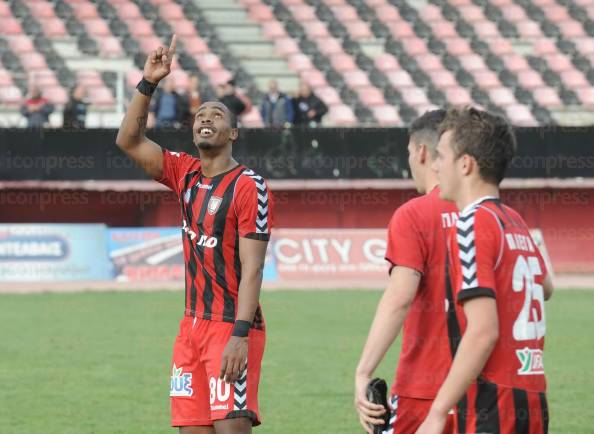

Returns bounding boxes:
[0,0,593,126]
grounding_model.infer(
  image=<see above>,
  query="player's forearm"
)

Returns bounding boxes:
[116,90,153,150]
[356,289,410,377]
[235,267,263,324]
[429,326,498,415]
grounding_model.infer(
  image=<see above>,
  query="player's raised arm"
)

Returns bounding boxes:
[115,35,177,179]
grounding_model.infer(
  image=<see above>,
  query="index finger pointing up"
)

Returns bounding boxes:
[168,34,177,55]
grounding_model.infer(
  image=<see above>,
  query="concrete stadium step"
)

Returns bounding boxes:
[202,9,249,25]
[217,25,264,43]
[228,43,278,60]
[195,0,238,8]
[241,59,293,76]
[551,108,594,126]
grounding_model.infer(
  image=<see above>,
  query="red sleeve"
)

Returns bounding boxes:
[234,172,273,241]
[154,149,200,197]
[454,207,502,304]
[385,204,426,274]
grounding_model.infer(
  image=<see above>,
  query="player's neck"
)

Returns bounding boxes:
[199,149,237,177]
[423,172,439,195]
[456,181,499,212]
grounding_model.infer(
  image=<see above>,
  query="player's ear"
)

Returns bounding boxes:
[418,144,428,164]
[229,128,239,141]
[460,154,474,176]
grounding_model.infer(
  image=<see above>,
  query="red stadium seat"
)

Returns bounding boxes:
[40,18,67,37]
[502,5,526,22]
[331,5,358,21]
[560,70,589,88]
[544,54,572,73]
[533,87,562,107]
[171,20,197,37]
[401,87,429,106]
[487,38,513,55]
[343,71,370,88]
[99,37,124,57]
[86,19,111,37]
[415,54,442,71]
[515,21,542,38]
[402,38,428,55]
[387,70,415,88]
[317,38,343,56]
[473,21,498,38]
[444,88,473,105]
[159,4,184,20]
[181,36,209,55]
[289,5,317,21]
[488,88,516,106]
[356,86,385,106]
[557,21,585,38]
[88,87,115,106]
[44,86,68,105]
[29,2,55,18]
[517,70,545,89]
[0,18,23,35]
[274,38,299,56]
[533,39,557,55]
[444,38,472,56]
[20,53,47,70]
[288,53,313,72]
[315,86,341,106]
[205,69,232,86]
[504,104,536,126]
[300,69,326,87]
[576,87,594,106]
[575,38,594,54]
[390,22,414,38]
[374,54,399,73]
[34,71,59,87]
[119,3,141,19]
[72,2,99,19]
[431,21,457,38]
[262,22,286,38]
[419,5,442,22]
[303,21,330,38]
[0,69,13,86]
[169,69,189,90]
[543,5,569,21]
[139,36,164,54]
[347,22,372,40]
[459,5,483,21]
[328,105,357,126]
[0,2,10,16]
[126,69,143,88]
[460,54,486,71]
[375,5,400,22]
[372,105,401,126]
[196,53,224,71]
[0,85,22,104]
[501,54,530,73]
[8,36,35,53]
[248,4,274,21]
[473,70,500,88]
[128,20,154,38]
[427,71,457,88]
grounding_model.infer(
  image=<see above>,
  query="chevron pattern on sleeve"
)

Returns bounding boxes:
[457,209,478,290]
[233,366,247,411]
[382,395,399,434]
[242,169,269,234]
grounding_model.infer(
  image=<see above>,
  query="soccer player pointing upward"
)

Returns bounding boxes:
[116,35,273,434]
[416,107,553,434]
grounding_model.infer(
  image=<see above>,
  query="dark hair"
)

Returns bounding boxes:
[439,106,516,185]
[408,109,446,156]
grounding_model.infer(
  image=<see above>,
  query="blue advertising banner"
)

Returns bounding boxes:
[0,224,113,281]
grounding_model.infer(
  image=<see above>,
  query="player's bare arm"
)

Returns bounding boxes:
[355,266,421,433]
[543,274,554,300]
[415,296,499,434]
[219,237,268,385]
[115,35,177,178]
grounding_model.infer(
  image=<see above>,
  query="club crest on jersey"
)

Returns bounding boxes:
[516,347,545,376]
[207,196,222,215]
[170,364,193,397]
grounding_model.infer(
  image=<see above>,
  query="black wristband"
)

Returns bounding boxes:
[136,77,158,96]
[232,320,251,337]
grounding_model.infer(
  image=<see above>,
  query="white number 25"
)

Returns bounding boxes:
[512,255,546,341]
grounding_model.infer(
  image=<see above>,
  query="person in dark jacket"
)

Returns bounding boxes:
[292,81,328,127]
[20,85,54,128]
[63,84,88,129]
[151,78,187,128]
[260,79,294,127]
[217,80,247,118]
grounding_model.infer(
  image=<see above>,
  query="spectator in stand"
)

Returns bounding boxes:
[63,84,88,129]
[151,78,187,128]
[218,79,247,118]
[20,85,54,128]
[260,79,294,127]
[293,81,328,127]
[183,74,202,127]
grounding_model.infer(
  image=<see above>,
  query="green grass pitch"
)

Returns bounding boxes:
[0,289,592,433]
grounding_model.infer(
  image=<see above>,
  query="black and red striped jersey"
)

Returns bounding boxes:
[156,149,273,329]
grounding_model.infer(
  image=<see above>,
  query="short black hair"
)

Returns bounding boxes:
[408,109,447,156]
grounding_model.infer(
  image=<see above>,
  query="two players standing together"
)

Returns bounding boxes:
[116,36,552,434]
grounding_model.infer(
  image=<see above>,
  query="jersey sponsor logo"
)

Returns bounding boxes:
[516,347,545,375]
[195,182,213,190]
[182,220,218,248]
[207,196,223,215]
[170,364,193,397]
